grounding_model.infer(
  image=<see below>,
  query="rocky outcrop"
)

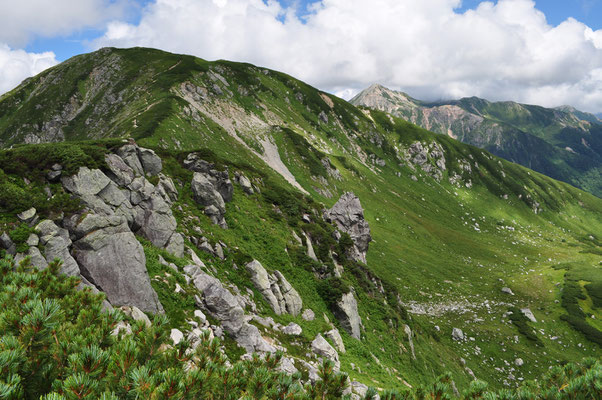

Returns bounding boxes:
[187,266,275,353]
[402,141,447,181]
[68,214,163,313]
[65,146,183,258]
[311,334,340,370]
[324,192,371,264]
[186,153,233,228]
[334,291,362,340]
[245,260,302,316]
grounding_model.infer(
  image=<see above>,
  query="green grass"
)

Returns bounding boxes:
[0,47,600,392]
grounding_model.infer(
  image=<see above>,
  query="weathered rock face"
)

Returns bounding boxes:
[245,260,302,316]
[185,153,234,228]
[62,144,184,258]
[324,192,371,264]
[36,220,80,276]
[311,334,340,370]
[187,266,275,353]
[335,291,362,340]
[70,214,163,313]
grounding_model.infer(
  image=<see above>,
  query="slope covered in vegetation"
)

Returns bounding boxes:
[0,48,600,394]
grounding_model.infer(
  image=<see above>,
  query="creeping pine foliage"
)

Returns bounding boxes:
[0,256,348,400]
[0,255,600,400]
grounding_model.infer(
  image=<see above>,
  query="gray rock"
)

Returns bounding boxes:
[302,309,315,321]
[245,260,302,316]
[36,220,80,276]
[194,271,274,353]
[246,260,281,313]
[105,153,135,186]
[27,246,48,270]
[311,334,340,370]
[165,233,185,258]
[515,358,524,367]
[350,381,369,398]
[61,167,111,197]
[335,291,362,340]
[157,174,178,203]
[170,328,184,345]
[117,145,144,176]
[452,328,464,341]
[282,322,303,336]
[520,308,537,323]
[73,216,163,314]
[235,172,254,194]
[403,324,416,360]
[273,270,302,316]
[278,357,298,375]
[324,192,372,263]
[121,306,152,327]
[137,147,162,176]
[191,172,226,212]
[214,242,225,260]
[26,234,39,247]
[501,287,514,295]
[17,207,36,223]
[326,328,346,353]
[137,209,177,248]
[0,232,16,256]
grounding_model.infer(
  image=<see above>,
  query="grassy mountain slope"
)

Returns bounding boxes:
[350,84,602,197]
[0,47,601,392]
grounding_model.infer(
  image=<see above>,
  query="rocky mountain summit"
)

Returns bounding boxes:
[351,84,602,197]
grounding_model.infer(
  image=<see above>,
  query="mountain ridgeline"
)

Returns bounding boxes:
[0,47,600,397]
[350,84,602,197]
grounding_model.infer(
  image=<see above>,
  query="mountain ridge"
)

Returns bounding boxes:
[350,84,602,197]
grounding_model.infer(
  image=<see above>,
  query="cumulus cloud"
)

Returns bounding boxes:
[87,0,602,113]
[0,0,131,47]
[0,44,58,94]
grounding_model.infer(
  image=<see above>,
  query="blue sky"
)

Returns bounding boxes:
[2,0,602,113]
[23,0,602,62]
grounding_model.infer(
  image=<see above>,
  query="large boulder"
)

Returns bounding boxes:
[72,214,163,314]
[335,291,362,340]
[324,192,371,263]
[137,147,162,176]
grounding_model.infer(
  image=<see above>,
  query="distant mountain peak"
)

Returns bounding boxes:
[351,84,602,197]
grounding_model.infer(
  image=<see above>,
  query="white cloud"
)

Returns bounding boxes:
[0,0,130,47]
[86,0,602,113]
[0,44,58,94]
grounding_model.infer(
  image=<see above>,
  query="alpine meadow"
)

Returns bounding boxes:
[0,45,600,399]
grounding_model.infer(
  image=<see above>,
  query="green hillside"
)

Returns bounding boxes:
[0,47,600,395]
